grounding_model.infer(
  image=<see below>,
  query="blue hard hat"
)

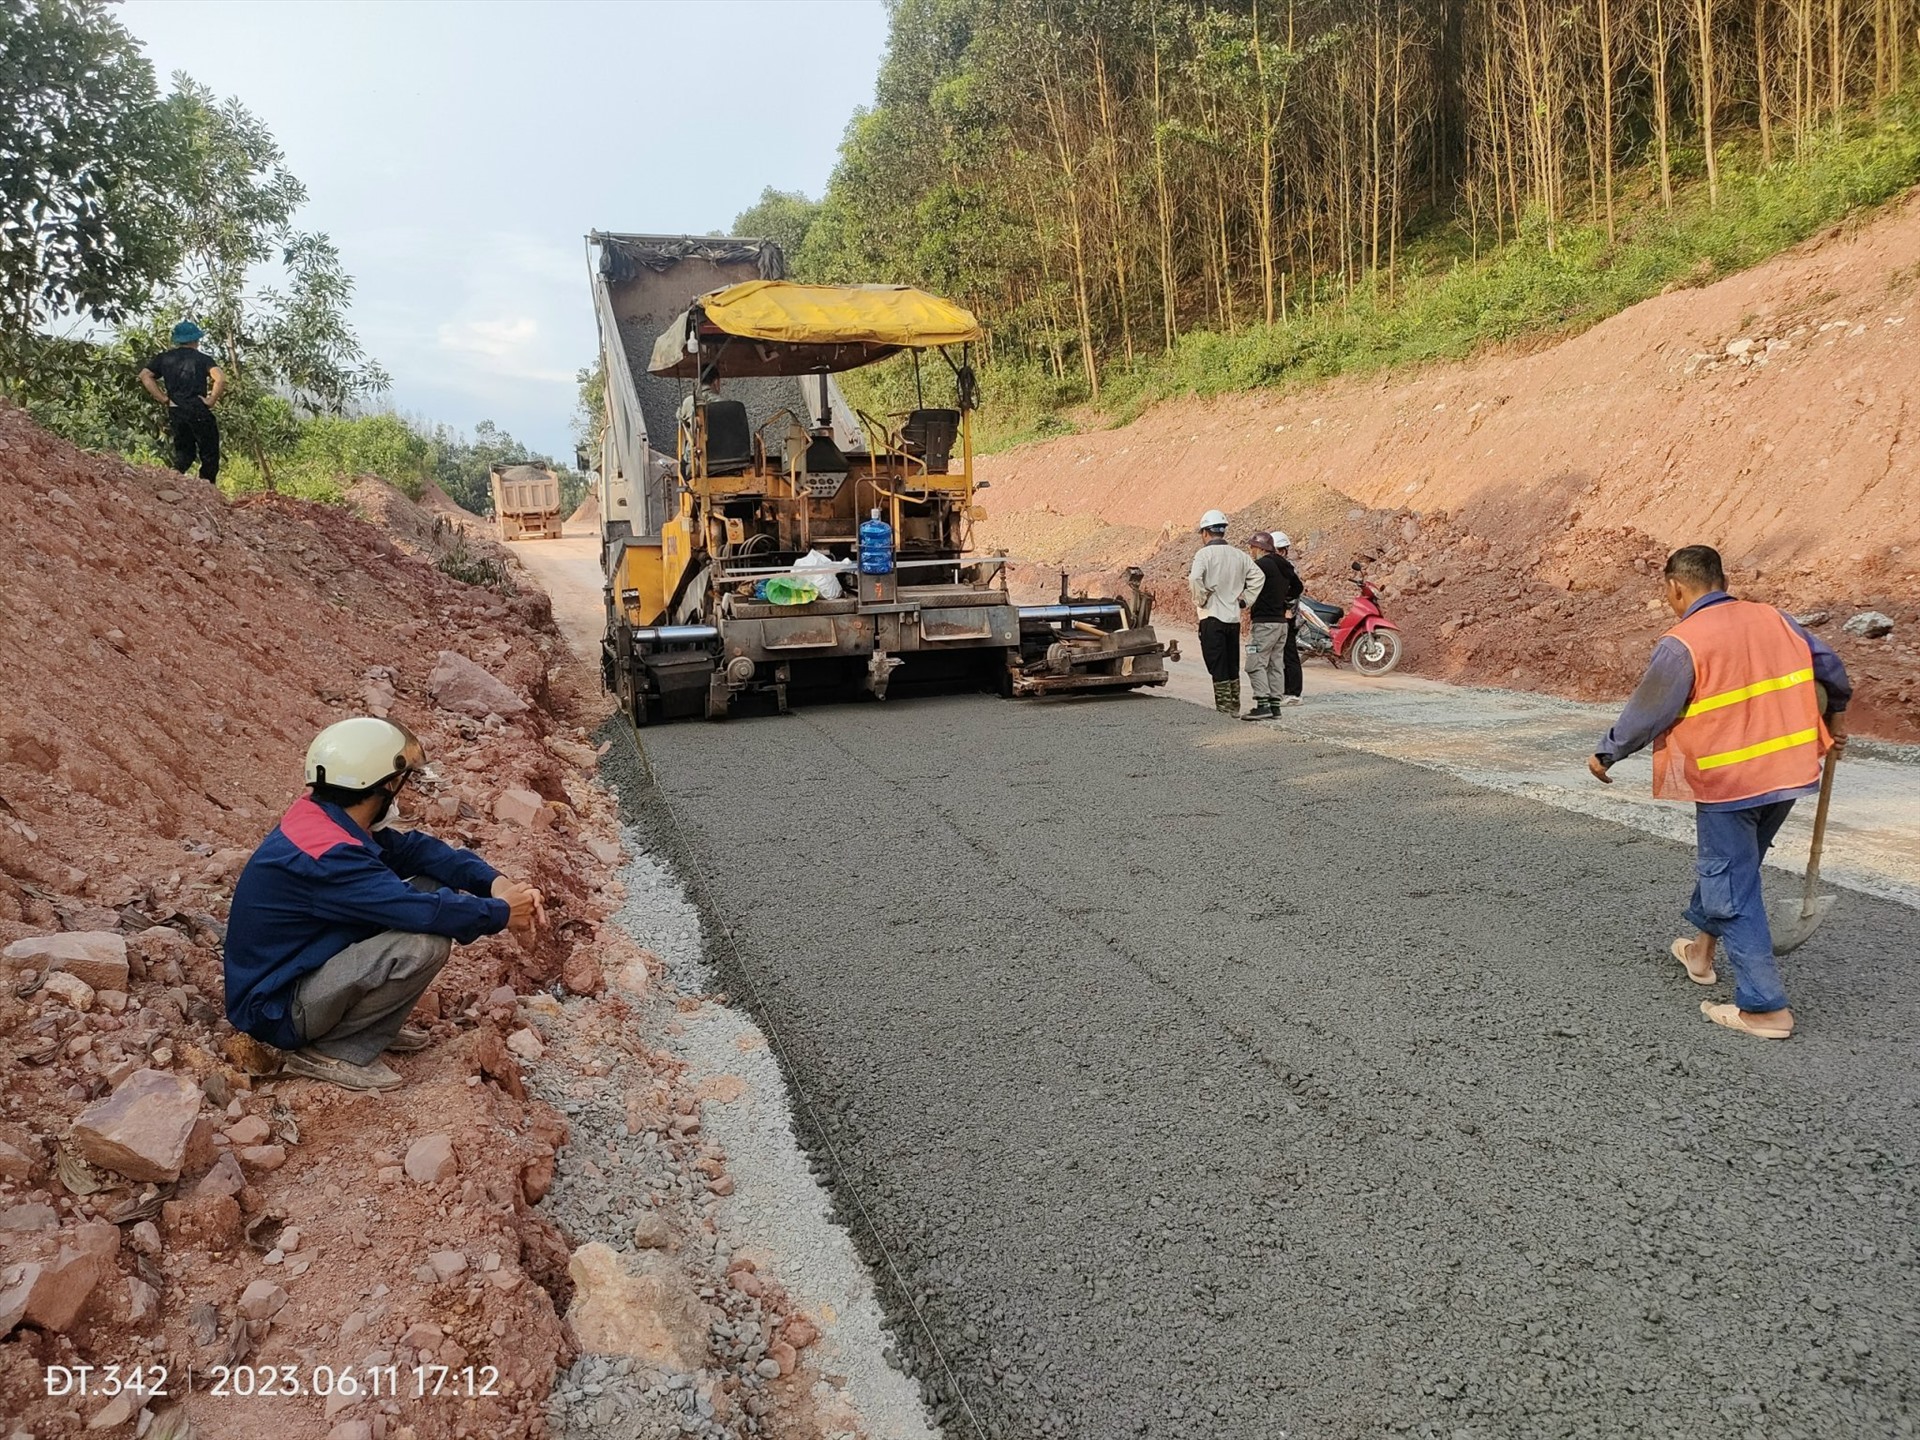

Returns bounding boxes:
[171,320,205,344]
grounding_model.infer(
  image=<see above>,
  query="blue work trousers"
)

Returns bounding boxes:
[1685,801,1794,1013]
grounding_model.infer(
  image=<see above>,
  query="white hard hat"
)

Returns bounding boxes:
[305,717,426,791]
[1197,509,1229,532]
[1272,531,1292,549]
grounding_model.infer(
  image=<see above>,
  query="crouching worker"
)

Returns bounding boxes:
[225,718,544,1091]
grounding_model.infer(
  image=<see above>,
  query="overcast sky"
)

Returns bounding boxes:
[121,0,890,459]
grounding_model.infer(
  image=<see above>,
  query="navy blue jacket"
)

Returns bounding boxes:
[224,796,510,1048]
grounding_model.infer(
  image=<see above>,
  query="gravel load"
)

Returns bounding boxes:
[629,693,1920,1439]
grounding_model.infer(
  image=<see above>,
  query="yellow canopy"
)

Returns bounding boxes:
[699,281,982,347]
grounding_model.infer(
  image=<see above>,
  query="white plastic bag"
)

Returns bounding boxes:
[794,548,844,600]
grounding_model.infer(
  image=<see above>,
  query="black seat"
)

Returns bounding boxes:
[704,400,753,475]
[900,408,960,474]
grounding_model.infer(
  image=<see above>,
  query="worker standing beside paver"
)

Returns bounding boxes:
[1589,545,1851,1040]
[1243,530,1304,720]
[1189,508,1264,715]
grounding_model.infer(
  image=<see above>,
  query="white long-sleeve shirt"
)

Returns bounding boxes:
[1188,540,1264,623]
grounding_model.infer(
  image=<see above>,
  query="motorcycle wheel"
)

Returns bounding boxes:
[1349,629,1402,676]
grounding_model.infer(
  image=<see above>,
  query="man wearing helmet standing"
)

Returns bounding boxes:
[224,718,545,1091]
[1188,509,1264,715]
[1243,531,1304,720]
[138,321,225,484]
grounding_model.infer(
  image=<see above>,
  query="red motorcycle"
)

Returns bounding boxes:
[1294,561,1404,676]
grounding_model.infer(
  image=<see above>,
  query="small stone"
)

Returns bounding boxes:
[1842,610,1895,638]
[193,1151,245,1199]
[238,1144,287,1172]
[0,1140,33,1183]
[377,1165,405,1186]
[129,1221,162,1256]
[223,1115,271,1146]
[339,1310,368,1339]
[3,932,130,991]
[768,1338,797,1376]
[238,1278,289,1321]
[86,1392,136,1430]
[783,1315,820,1349]
[401,1320,444,1350]
[279,1225,302,1254]
[127,1276,160,1324]
[754,1358,781,1380]
[70,1068,204,1181]
[493,787,551,830]
[95,990,128,1014]
[586,838,622,867]
[1725,337,1755,357]
[0,1203,58,1231]
[707,1175,735,1197]
[428,1250,468,1282]
[40,971,96,1011]
[325,1422,373,1440]
[632,1213,671,1250]
[564,1243,709,1370]
[506,1027,544,1061]
[403,1133,457,1185]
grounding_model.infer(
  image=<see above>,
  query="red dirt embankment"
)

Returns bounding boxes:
[0,404,632,1438]
[980,192,1920,742]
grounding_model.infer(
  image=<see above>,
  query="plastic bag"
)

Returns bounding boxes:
[763,576,821,606]
[793,548,844,600]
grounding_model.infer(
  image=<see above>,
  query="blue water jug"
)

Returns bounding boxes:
[858,508,894,575]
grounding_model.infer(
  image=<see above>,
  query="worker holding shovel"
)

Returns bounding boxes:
[1589,545,1851,1040]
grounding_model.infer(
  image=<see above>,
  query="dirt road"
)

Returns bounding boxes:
[624,694,1920,1439]
[508,521,605,665]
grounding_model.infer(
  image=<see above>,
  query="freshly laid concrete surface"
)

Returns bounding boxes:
[636,694,1920,1440]
[1152,620,1920,909]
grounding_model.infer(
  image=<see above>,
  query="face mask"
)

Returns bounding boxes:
[371,783,403,829]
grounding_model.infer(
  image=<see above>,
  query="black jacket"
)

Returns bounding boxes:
[1250,553,1302,620]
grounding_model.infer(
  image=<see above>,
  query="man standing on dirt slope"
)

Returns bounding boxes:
[223,718,545,1091]
[138,321,224,484]
[1589,545,1851,1041]
[1189,509,1264,715]
[1244,530,1304,720]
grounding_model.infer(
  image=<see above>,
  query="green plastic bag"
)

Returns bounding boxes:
[763,576,821,606]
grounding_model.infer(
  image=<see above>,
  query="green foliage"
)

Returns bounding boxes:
[573,362,605,466]
[970,92,1920,445]
[731,187,823,264]
[0,0,182,387]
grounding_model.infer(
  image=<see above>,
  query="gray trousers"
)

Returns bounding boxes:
[1247,621,1289,700]
[292,923,451,1065]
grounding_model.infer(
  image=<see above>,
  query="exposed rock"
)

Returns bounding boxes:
[18,1222,119,1331]
[223,1114,271,1147]
[631,1212,671,1250]
[404,1133,457,1185]
[126,1276,159,1324]
[238,1277,289,1321]
[1792,609,1831,628]
[0,1139,34,1183]
[585,836,623,867]
[238,1144,287,1172]
[427,1250,468,1282]
[1843,609,1895,638]
[0,1203,58,1232]
[129,1221,162,1256]
[191,1151,245,1199]
[3,931,130,991]
[87,1392,136,1430]
[69,1068,203,1181]
[520,1151,555,1204]
[428,651,528,718]
[40,971,95,1011]
[565,1242,710,1371]
[560,947,605,996]
[493,787,552,830]
[505,1027,545,1061]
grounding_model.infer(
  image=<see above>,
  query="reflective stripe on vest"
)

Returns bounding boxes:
[1651,599,1827,804]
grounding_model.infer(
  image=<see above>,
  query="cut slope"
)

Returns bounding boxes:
[980,192,1920,740]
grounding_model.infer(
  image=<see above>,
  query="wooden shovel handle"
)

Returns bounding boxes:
[1801,746,1840,911]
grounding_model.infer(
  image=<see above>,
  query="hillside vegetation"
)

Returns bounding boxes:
[749,0,1920,445]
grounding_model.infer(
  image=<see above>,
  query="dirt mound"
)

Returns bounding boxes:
[980,193,1920,741]
[0,404,634,1437]
[567,492,599,530]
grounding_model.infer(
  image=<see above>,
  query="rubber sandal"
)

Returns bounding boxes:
[1700,1001,1793,1040]
[1670,937,1717,985]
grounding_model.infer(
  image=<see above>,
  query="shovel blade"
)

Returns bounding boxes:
[1770,892,1836,955]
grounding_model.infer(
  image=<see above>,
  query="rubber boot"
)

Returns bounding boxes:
[1214,679,1240,716]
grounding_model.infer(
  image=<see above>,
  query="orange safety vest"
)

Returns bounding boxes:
[1651,598,1829,803]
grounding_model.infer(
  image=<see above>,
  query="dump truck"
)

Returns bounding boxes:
[586,231,1172,723]
[489,463,564,541]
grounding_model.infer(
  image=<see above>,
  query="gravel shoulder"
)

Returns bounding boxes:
[637,693,1920,1439]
